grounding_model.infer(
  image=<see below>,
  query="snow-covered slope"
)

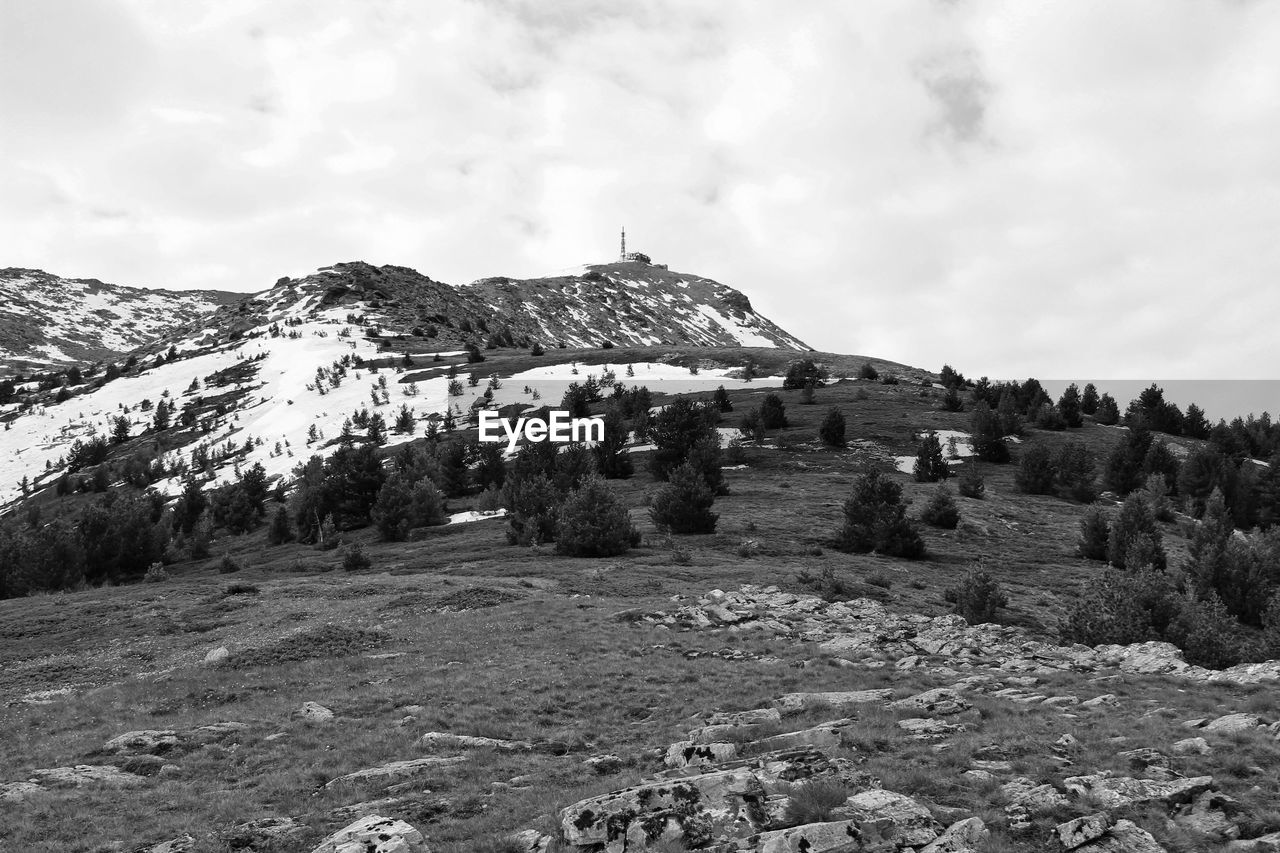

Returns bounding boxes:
[0,269,239,373]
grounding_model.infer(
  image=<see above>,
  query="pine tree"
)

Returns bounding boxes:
[555,478,636,556]
[1055,440,1097,502]
[712,386,733,413]
[969,400,1010,463]
[995,391,1023,437]
[1183,403,1211,439]
[1077,506,1110,560]
[913,432,949,483]
[948,568,1007,624]
[819,407,846,447]
[367,413,387,446]
[920,485,959,528]
[759,393,788,429]
[267,505,294,545]
[647,398,718,481]
[1081,383,1099,416]
[649,462,718,534]
[739,408,765,444]
[1094,393,1120,425]
[1015,443,1057,494]
[1104,418,1154,495]
[394,404,415,435]
[111,415,130,444]
[835,471,925,558]
[1058,384,1083,428]
[371,472,447,540]
[505,473,560,545]
[1106,491,1166,570]
[592,408,633,479]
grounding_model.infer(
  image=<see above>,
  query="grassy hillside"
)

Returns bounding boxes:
[3,375,1278,852]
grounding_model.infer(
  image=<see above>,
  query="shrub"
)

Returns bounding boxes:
[712,385,733,412]
[649,462,718,534]
[647,397,718,481]
[723,437,746,464]
[913,432,949,483]
[1094,393,1120,425]
[858,362,878,380]
[218,553,241,574]
[739,408,765,444]
[783,779,852,826]
[267,505,294,545]
[591,408,634,479]
[341,542,372,572]
[1060,568,1178,646]
[760,393,788,429]
[834,471,925,559]
[1107,491,1166,570]
[530,341,544,356]
[555,478,636,557]
[940,387,964,412]
[1077,506,1110,560]
[799,382,816,405]
[819,407,846,447]
[920,486,959,529]
[957,465,985,499]
[947,568,1007,625]
[1014,443,1057,495]
[1034,403,1067,431]
[143,562,169,583]
[1165,593,1262,669]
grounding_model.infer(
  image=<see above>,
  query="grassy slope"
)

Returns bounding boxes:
[1,375,1268,852]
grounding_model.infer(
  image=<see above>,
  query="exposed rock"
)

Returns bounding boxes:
[1054,813,1112,850]
[322,757,466,790]
[754,819,879,852]
[1172,736,1211,755]
[1062,773,1214,809]
[296,702,335,724]
[132,835,196,853]
[887,688,970,717]
[583,754,623,775]
[772,690,895,716]
[744,720,853,756]
[508,829,552,852]
[1175,790,1242,841]
[0,781,44,802]
[203,647,230,665]
[1000,777,1069,813]
[558,766,766,849]
[665,741,739,769]
[31,764,148,789]
[223,817,304,849]
[921,817,990,852]
[690,707,782,742]
[309,815,429,853]
[1204,713,1265,733]
[1226,831,1280,851]
[101,730,180,756]
[897,718,965,740]
[417,732,533,751]
[1071,819,1168,852]
[830,789,940,847]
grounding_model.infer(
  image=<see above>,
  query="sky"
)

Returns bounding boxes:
[2,0,1280,382]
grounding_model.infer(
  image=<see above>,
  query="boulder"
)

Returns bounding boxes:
[690,708,782,743]
[1204,713,1264,733]
[1054,813,1112,850]
[0,781,44,802]
[296,702,335,724]
[101,730,180,756]
[1172,737,1211,755]
[583,754,624,775]
[1072,819,1168,852]
[1000,777,1069,813]
[30,764,147,789]
[744,720,853,756]
[665,741,738,768]
[921,817,990,852]
[203,647,230,665]
[309,815,429,853]
[755,819,886,853]
[897,718,965,740]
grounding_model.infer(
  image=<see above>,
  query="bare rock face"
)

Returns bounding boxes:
[1054,813,1113,850]
[1204,713,1265,733]
[0,781,44,802]
[417,732,533,751]
[754,819,882,853]
[321,757,466,790]
[309,815,429,853]
[689,707,782,742]
[30,764,148,790]
[1069,818,1168,852]
[295,702,335,724]
[101,730,182,755]
[665,741,739,769]
[830,789,940,848]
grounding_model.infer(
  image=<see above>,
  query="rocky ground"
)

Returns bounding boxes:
[7,583,1280,852]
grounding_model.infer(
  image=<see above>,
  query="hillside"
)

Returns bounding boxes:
[0,268,240,374]
[4,374,1280,852]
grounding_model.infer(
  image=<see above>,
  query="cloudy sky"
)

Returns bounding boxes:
[3,1,1279,381]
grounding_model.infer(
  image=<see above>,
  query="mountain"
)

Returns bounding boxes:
[0,258,815,507]
[0,268,240,374]
[191,260,809,352]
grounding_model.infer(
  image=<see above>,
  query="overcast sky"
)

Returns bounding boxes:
[2,1,1279,381]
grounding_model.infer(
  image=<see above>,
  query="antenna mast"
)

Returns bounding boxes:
[620,226,626,261]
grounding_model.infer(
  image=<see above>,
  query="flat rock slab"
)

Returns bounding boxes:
[309,815,428,853]
[921,817,990,852]
[887,688,971,717]
[559,766,766,849]
[898,718,965,740]
[755,819,880,853]
[296,702,335,724]
[1062,774,1214,809]
[665,740,739,768]
[832,789,940,848]
[1055,813,1112,850]
[1072,819,1168,852]
[323,756,466,789]
[772,690,895,716]
[417,732,532,751]
[101,730,181,756]
[691,707,782,743]
[0,781,44,802]
[31,765,148,789]
[1205,713,1265,733]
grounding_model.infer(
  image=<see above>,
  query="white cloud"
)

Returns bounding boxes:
[1,0,1278,379]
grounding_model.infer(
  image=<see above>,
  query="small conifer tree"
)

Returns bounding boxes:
[555,478,636,557]
[819,407,846,447]
[649,462,718,534]
[913,432,950,482]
